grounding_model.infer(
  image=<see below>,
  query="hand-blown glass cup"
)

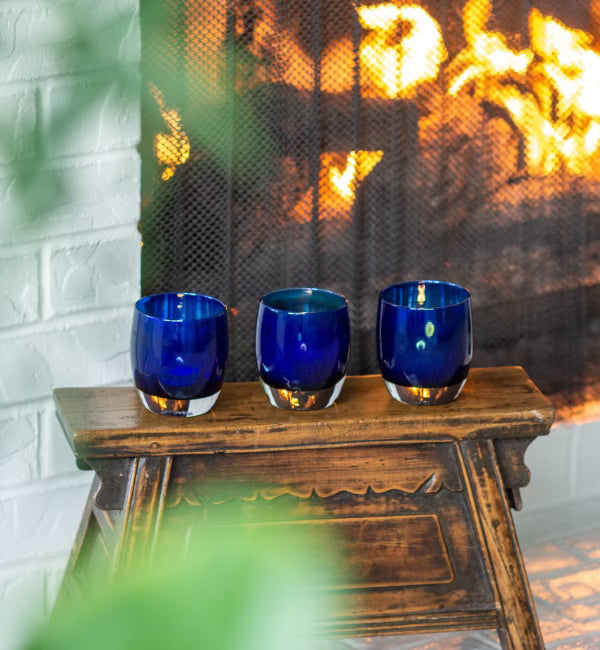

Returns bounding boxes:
[377,281,472,406]
[131,292,228,416]
[256,288,350,410]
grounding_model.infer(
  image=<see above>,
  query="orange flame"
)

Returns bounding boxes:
[291,151,383,222]
[449,0,533,96]
[447,0,600,177]
[328,150,384,202]
[153,1,600,187]
[150,82,191,181]
[358,4,447,98]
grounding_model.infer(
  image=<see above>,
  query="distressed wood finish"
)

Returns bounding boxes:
[85,458,135,511]
[164,466,496,620]
[54,367,554,648]
[494,438,537,511]
[54,367,553,458]
[461,439,545,649]
[166,443,464,504]
[120,456,172,569]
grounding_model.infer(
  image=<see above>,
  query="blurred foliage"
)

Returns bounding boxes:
[2,1,274,232]
[5,5,313,646]
[26,489,343,650]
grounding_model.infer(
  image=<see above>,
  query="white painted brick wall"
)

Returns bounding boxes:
[0,413,38,487]
[49,236,140,315]
[0,1,140,648]
[0,253,39,326]
[0,87,36,165]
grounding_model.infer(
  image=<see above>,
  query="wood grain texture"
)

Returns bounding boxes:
[52,479,120,616]
[52,367,552,646]
[182,514,454,589]
[460,439,545,649]
[163,445,496,620]
[165,443,463,507]
[86,458,135,511]
[53,367,554,459]
[494,438,537,511]
[317,609,500,638]
[119,456,172,569]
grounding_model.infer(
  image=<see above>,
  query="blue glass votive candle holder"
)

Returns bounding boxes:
[131,292,228,416]
[256,288,350,410]
[377,281,472,406]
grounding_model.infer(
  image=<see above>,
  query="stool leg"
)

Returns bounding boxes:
[460,440,544,650]
[119,456,173,569]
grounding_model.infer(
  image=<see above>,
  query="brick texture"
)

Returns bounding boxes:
[0,566,47,650]
[41,406,77,478]
[0,312,132,406]
[42,73,140,157]
[0,413,38,487]
[0,87,36,164]
[1,150,141,244]
[0,1,140,646]
[0,481,91,566]
[0,1,140,83]
[49,237,140,315]
[0,252,39,327]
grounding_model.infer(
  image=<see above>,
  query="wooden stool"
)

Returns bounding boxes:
[54,367,553,649]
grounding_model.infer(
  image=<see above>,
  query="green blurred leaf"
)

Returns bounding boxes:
[27,490,344,650]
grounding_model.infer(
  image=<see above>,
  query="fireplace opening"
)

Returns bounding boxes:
[139,0,600,421]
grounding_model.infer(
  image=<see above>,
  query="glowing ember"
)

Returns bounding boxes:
[446,0,600,177]
[153,0,600,186]
[149,82,191,181]
[358,4,446,98]
[448,3,532,96]
[558,395,600,425]
[328,151,384,202]
[291,151,383,222]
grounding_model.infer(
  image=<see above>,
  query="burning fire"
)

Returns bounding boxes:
[285,0,600,221]
[154,0,600,198]
[291,151,383,223]
[445,0,600,177]
[328,151,384,202]
[149,82,190,181]
[448,0,533,97]
[354,0,600,177]
[358,4,447,98]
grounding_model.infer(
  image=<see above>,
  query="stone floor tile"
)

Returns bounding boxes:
[312,522,600,650]
[523,543,582,575]
[532,580,562,604]
[536,600,600,644]
[563,600,600,621]
[546,567,600,602]
[550,639,600,649]
[561,531,600,561]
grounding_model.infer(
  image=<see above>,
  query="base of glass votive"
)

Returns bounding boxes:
[384,379,467,406]
[260,376,346,411]
[137,390,220,417]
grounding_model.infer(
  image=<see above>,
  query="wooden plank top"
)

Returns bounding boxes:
[53,367,554,459]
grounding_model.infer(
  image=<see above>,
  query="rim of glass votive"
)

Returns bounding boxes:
[380,280,471,310]
[135,292,227,322]
[259,287,348,315]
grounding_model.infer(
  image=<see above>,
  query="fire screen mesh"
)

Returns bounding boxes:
[140,0,600,417]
